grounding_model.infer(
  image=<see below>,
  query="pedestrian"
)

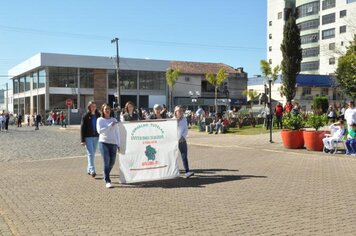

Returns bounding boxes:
[35,113,41,130]
[274,102,284,129]
[122,101,139,121]
[97,103,120,188]
[80,101,101,178]
[174,105,194,178]
[149,104,166,119]
[17,114,22,127]
[264,103,272,130]
[345,123,356,155]
[0,113,4,131]
[4,113,9,131]
[284,101,292,113]
[344,101,356,130]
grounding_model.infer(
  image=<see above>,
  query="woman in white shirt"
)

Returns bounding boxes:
[97,104,120,188]
[174,105,194,178]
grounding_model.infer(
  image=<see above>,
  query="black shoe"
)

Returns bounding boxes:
[215,132,218,134]
[91,172,96,178]
[329,149,335,154]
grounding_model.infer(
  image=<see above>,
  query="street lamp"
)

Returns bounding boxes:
[111,37,120,110]
[189,91,200,112]
[268,75,273,143]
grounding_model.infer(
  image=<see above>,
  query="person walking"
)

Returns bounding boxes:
[17,114,22,127]
[4,113,9,131]
[81,101,100,178]
[274,102,284,129]
[35,113,41,130]
[97,103,120,188]
[174,105,194,178]
[122,101,139,121]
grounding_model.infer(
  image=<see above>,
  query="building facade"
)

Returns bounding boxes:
[8,53,247,118]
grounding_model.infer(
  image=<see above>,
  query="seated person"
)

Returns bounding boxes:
[322,120,346,153]
[208,114,223,134]
[346,123,356,155]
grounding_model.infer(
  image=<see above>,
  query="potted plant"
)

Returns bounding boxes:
[281,113,305,149]
[303,113,329,151]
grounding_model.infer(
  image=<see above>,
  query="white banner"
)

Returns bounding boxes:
[118,119,180,184]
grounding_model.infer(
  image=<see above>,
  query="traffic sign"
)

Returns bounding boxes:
[66,99,73,106]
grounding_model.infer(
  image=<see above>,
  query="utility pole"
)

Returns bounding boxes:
[111,37,120,109]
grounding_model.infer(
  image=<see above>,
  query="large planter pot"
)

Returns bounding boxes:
[281,129,304,149]
[303,130,328,151]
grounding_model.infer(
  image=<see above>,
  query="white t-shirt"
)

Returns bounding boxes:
[96,117,120,146]
[344,107,356,126]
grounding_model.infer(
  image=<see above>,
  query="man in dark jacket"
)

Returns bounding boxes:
[35,113,42,130]
[80,101,100,177]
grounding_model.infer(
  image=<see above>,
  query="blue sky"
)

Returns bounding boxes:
[0,0,267,88]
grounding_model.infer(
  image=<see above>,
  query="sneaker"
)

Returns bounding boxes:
[90,172,96,178]
[105,182,113,188]
[184,172,194,178]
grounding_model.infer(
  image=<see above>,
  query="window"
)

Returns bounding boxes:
[48,67,77,88]
[278,12,282,19]
[298,19,319,31]
[80,68,94,88]
[302,47,319,58]
[139,71,166,90]
[347,0,356,3]
[269,46,272,52]
[329,57,335,65]
[301,33,319,44]
[322,28,335,39]
[32,72,38,90]
[297,1,320,18]
[340,25,346,33]
[322,0,335,10]
[340,10,347,18]
[13,79,19,94]
[269,59,272,64]
[321,88,329,96]
[329,42,335,50]
[269,21,272,26]
[301,61,319,71]
[322,13,335,25]
[302,87,311,95]
[269,34,272,39]
[38,70,46,88]
[25,76,30,91]
[341,41,344,46]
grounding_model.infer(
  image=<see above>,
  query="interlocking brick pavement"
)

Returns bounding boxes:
[1,126,356,235]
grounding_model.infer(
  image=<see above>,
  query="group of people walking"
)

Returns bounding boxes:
[80,101,194,189]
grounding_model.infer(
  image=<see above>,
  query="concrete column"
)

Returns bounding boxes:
[45,67,50,111]
[93,69,107,108]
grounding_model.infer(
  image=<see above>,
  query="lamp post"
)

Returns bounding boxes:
[268,75,273,143]
[189,91,200,113]
[111,37,120,110]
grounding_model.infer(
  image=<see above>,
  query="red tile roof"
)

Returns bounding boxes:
[169,61,239,75]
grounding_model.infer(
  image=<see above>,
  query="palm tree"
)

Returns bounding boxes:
[205,68,228,113]
[242,89,258,109]
[260,60,280,85]
[165,68,180,111]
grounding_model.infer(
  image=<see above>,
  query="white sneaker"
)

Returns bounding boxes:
[105,183,113,188]
[185,172,194,178]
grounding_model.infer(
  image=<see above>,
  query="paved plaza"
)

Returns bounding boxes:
[1,125,356,235]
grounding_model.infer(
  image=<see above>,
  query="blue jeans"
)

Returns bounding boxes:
[179,140,190,173]
[346,139,356,154]
[85,137,98,173]
[99,142,117,183]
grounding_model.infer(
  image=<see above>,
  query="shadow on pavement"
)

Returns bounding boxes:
[115,169,267,189]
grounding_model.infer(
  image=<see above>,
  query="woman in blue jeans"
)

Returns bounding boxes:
[97,104,120,188]
[80,101,100,177]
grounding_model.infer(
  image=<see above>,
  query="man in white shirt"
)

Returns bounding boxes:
[345,101,356,129]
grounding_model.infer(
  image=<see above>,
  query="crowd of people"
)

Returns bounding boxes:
[80,101,194,189]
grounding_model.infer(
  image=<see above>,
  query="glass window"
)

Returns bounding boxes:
[19,77,25,93]
[25,76,30,91]
[269,21,272,26]
[340,10,347,18]
[269,59,272,64]
[322,13,335,25]
[298,19,319,31]
[269,46,272,52]
[347,0,356,3]
[32,72,38,90]
[278,12,282,19]
[80,68,94,88]
[139,71,165,90]
[269,34,272,39]
[301,33,319,44]
[297,1,320,18]
[329,43,335,50]
[121,70,137,90]
[329,57,335,65]
[38,70,46,88]
[302,87,311,95]
[322,28,335,39]
[13,79,19,94]
[340,25,346,33]
[322,0,335,10]
[301,61,319,71]
[48,67,77,87]
[302,47,319,57]
[321,88,329,96]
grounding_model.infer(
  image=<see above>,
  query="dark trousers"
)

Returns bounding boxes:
[276,115,283,129]
[179,140,189,173]
[265,115,272,130]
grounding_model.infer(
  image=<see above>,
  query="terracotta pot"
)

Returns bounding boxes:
[280,129,304,149]
[303,130,328,151]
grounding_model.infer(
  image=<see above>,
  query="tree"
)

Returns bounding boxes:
[165,68,180,111]
[335,34,356,100]
[260,60,280,85]
[280,15,302,103]
[205,68,228,113]
[242,89,258,108]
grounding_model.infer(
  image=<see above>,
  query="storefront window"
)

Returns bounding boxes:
[139,71,165,90]
[25,76,31,91]
[80,68,94,88]
[13,79,19,94]
[121,70,137,90]
[32,72,38,90]
[19,77,25,93]
[38,70,46,88]
[49,67,77,87]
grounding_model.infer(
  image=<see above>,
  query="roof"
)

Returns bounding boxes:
[170,61,239,75]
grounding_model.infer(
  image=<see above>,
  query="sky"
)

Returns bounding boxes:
[0,0,267,88]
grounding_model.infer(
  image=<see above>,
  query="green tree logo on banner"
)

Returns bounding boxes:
[145,145,157,161]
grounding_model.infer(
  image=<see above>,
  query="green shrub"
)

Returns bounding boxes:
[283,113,305,130]
[306,113,328,131]
[312,96,329,114]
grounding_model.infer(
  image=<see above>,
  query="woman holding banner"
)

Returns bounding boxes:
[122,101,139,121]
[97,104,120,188]
[174,105,194,178]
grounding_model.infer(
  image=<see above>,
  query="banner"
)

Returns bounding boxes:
[118,119,180,183]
